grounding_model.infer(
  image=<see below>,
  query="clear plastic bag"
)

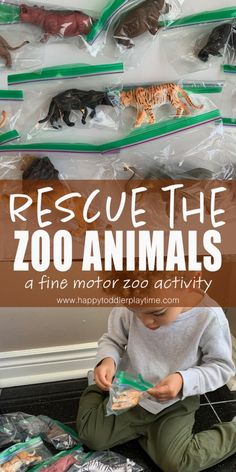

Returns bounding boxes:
[30,445,88,472]
[0,437,51,472]
[84,0,184,68]
[7,63,124,142]
[0,2,46,70]
[222,66,236,120]
[70,450,144,472]
[119,81,222,130]
[0,412,79,450]
[106,371,153,416]
[161,7,236,74]
[18,1,95,43]
[0,90,24,144]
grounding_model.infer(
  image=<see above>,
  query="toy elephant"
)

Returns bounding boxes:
[198,22,232,62]
[20,4,94,42]
[113,0,171,48]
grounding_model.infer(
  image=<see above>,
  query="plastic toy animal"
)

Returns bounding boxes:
[0,111,7,128]
[20,4,93,42]
[113,0,171,48]
[0,450,42,472]
[20,155,94,237]
[112,389,143,410]
[120,84,203,127]
[39,89,115,129]
[198,23,232,62]
[0,35,29,68]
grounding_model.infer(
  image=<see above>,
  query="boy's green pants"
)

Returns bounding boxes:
[76,385,236,472]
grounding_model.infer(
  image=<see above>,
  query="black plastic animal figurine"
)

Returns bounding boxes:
[39,89,115,129]
[198,23,232,62]
[113,0,171,48]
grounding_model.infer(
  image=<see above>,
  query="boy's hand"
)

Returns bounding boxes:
[94,357,116,391]
[147,373,183,402]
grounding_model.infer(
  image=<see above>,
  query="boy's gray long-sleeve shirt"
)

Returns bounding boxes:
[95,299,235,414]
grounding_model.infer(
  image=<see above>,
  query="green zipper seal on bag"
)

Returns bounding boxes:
[0,90,24,100]
[8,63,124,85]
[182,82,223,94]
[166,7,236,29]
[123,82,223,94]
[0,3,20,24]
[223,65,236,74]
[0,130,20,144]
[115,371,153,391]
[86,0,129,43]
[223,118,236,126]
[100,109,221,151]
[0,110,221,154]
[30,444,85,472]
[0,437,44,464]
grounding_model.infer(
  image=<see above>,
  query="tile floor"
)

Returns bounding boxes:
[0,380,236,471]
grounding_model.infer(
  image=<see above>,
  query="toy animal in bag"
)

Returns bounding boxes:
[198,23,232,62]
[0,36,29,68]
[20,4,94,42]
[120,84,203,127]
[39,89,115,129]
[0,451,42,472]
[113,0,171,48]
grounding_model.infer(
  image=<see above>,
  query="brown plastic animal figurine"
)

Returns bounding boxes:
[113,0,171,48]
[112,390,143,410]
[0,450,42,472]
[20,4,93,42]
[120,84,203,127]
[0,36,29,68]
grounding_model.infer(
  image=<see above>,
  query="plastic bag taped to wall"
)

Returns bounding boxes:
[222,65,236,119]
[0,0,96,43]
[119,80,223,130]
[100,111,234,226]
[83,0,184,68]
[0,1,47,70]
[7,63,124,142]
[0,437,51,472]
[0,89,24,144]
[0,412,79,450]
[106,371,153,416]
[161,7,236,74]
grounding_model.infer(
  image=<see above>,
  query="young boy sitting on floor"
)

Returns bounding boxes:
[76,279,236,472]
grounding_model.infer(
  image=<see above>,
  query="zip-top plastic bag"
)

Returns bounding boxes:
[222,65,236,120]
[0,437,51,472]
[0,1,46,70]
[161,7,236,74]
[8,62,124,142]
[223,118,236,172]
[84,0,184,68]
[30,445,87,472]
[119,80,223,130]
[0,90,23,144]
[69,451,144,472]
[106,371,153,416]
[0,412,79,450]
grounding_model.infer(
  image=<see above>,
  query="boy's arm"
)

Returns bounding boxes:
[95,307,130,369]
[178,316,235,398]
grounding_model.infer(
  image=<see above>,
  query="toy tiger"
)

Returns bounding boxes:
[120,84,204,127]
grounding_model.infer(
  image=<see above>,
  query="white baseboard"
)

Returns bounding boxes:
[0,342,97,388]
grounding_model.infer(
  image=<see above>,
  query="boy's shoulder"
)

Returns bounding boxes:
[196,294,228,328]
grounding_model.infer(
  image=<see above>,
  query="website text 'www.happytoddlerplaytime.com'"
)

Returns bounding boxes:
[56,296,180,306]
